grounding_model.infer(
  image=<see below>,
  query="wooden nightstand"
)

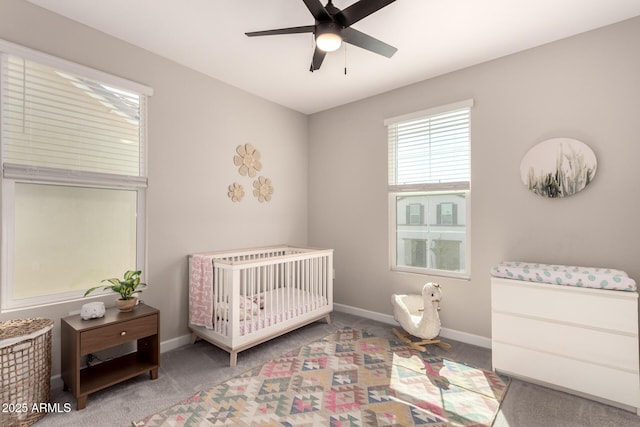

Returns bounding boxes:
[61,304,159,410]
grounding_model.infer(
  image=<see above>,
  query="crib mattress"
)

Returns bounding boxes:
[213,288,328,336]
[491,261,637,291]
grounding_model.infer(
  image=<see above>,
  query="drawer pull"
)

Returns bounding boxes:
[120,331,127,336]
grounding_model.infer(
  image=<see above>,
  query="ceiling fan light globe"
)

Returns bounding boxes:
[316,32,342,52]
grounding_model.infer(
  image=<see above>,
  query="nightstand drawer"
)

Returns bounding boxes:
[80,314,157,355]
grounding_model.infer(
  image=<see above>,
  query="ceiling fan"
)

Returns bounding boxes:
[245,0,397,72]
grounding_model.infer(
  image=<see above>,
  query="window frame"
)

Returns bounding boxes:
[0,39,152,311]
[385,100,473,279]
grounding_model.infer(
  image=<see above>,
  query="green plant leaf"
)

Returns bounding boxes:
[83,286,100,297]
[84,269,146,299]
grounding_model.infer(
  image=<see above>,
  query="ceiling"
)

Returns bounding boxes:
[27,0,640,114]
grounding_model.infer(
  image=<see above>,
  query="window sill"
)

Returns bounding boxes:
[391,265,470,281]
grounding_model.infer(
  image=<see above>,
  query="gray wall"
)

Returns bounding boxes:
[0,0,309,375]
[308,16,640,339]
[2,0,639,376]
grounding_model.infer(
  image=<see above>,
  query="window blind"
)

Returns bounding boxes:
[1,53,147,178]
[386,99,472,192]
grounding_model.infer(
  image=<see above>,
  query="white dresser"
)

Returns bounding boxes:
[491,277,640,414]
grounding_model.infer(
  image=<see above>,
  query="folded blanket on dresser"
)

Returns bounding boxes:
[491,261,637,291]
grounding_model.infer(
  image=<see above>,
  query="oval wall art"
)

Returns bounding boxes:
[520,138,597,198]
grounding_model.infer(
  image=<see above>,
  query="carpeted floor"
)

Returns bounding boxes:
[38,311,640,426]
[134,328,509,426]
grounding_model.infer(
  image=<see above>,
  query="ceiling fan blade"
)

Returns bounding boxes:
[246,25,315,37]
[335,0,396,27]
[342,27,397,58]
[302,0,331,21]
[310,46,327,71]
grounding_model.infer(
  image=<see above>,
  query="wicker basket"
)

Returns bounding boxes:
[0,318,54,427]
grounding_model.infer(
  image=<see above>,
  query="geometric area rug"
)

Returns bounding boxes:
[133,328,509,426]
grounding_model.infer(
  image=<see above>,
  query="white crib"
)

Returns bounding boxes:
[189,245,333,367]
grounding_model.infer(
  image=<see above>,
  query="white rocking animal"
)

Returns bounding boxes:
[391,282,450,351]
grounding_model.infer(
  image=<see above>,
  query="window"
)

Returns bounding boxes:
[386,99,472,278]
[437,202,456,225]
[404,238,427,268]
[1,40,152,310]
[406,203,424,225]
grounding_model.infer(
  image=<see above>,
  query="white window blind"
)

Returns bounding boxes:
[386,99,473,192]
[1,50,149,178]
[0,39,152,310]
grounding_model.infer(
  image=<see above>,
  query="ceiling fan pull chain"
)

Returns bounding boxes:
[344,43,348,75]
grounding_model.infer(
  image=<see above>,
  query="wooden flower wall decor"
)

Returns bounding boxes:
[227,182,244,202]
[228,143,274,203]
[233,144,262,177]
[253,176,273,203]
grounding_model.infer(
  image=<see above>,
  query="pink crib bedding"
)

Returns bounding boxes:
[213,288,328,336]
[189,254,216,329]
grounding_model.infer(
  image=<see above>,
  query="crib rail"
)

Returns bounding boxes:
[214,248,332,338]
[194,244,317,264]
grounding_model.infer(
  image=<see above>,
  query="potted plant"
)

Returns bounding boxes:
[84,270,146,312]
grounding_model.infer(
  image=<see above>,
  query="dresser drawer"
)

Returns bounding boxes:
[491,277,638,333]
[492,312,639,371]
[493,342,640,408]
[80,314,157,355]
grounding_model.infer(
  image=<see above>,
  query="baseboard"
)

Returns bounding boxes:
[160,332,192,353]
[438,326,492,349]
[167,306,492,350]
[334,302,397,325]
[51,308,490,386]
[333,302,492,349]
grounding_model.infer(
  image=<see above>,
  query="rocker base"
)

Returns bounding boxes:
[392,328,452,352]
